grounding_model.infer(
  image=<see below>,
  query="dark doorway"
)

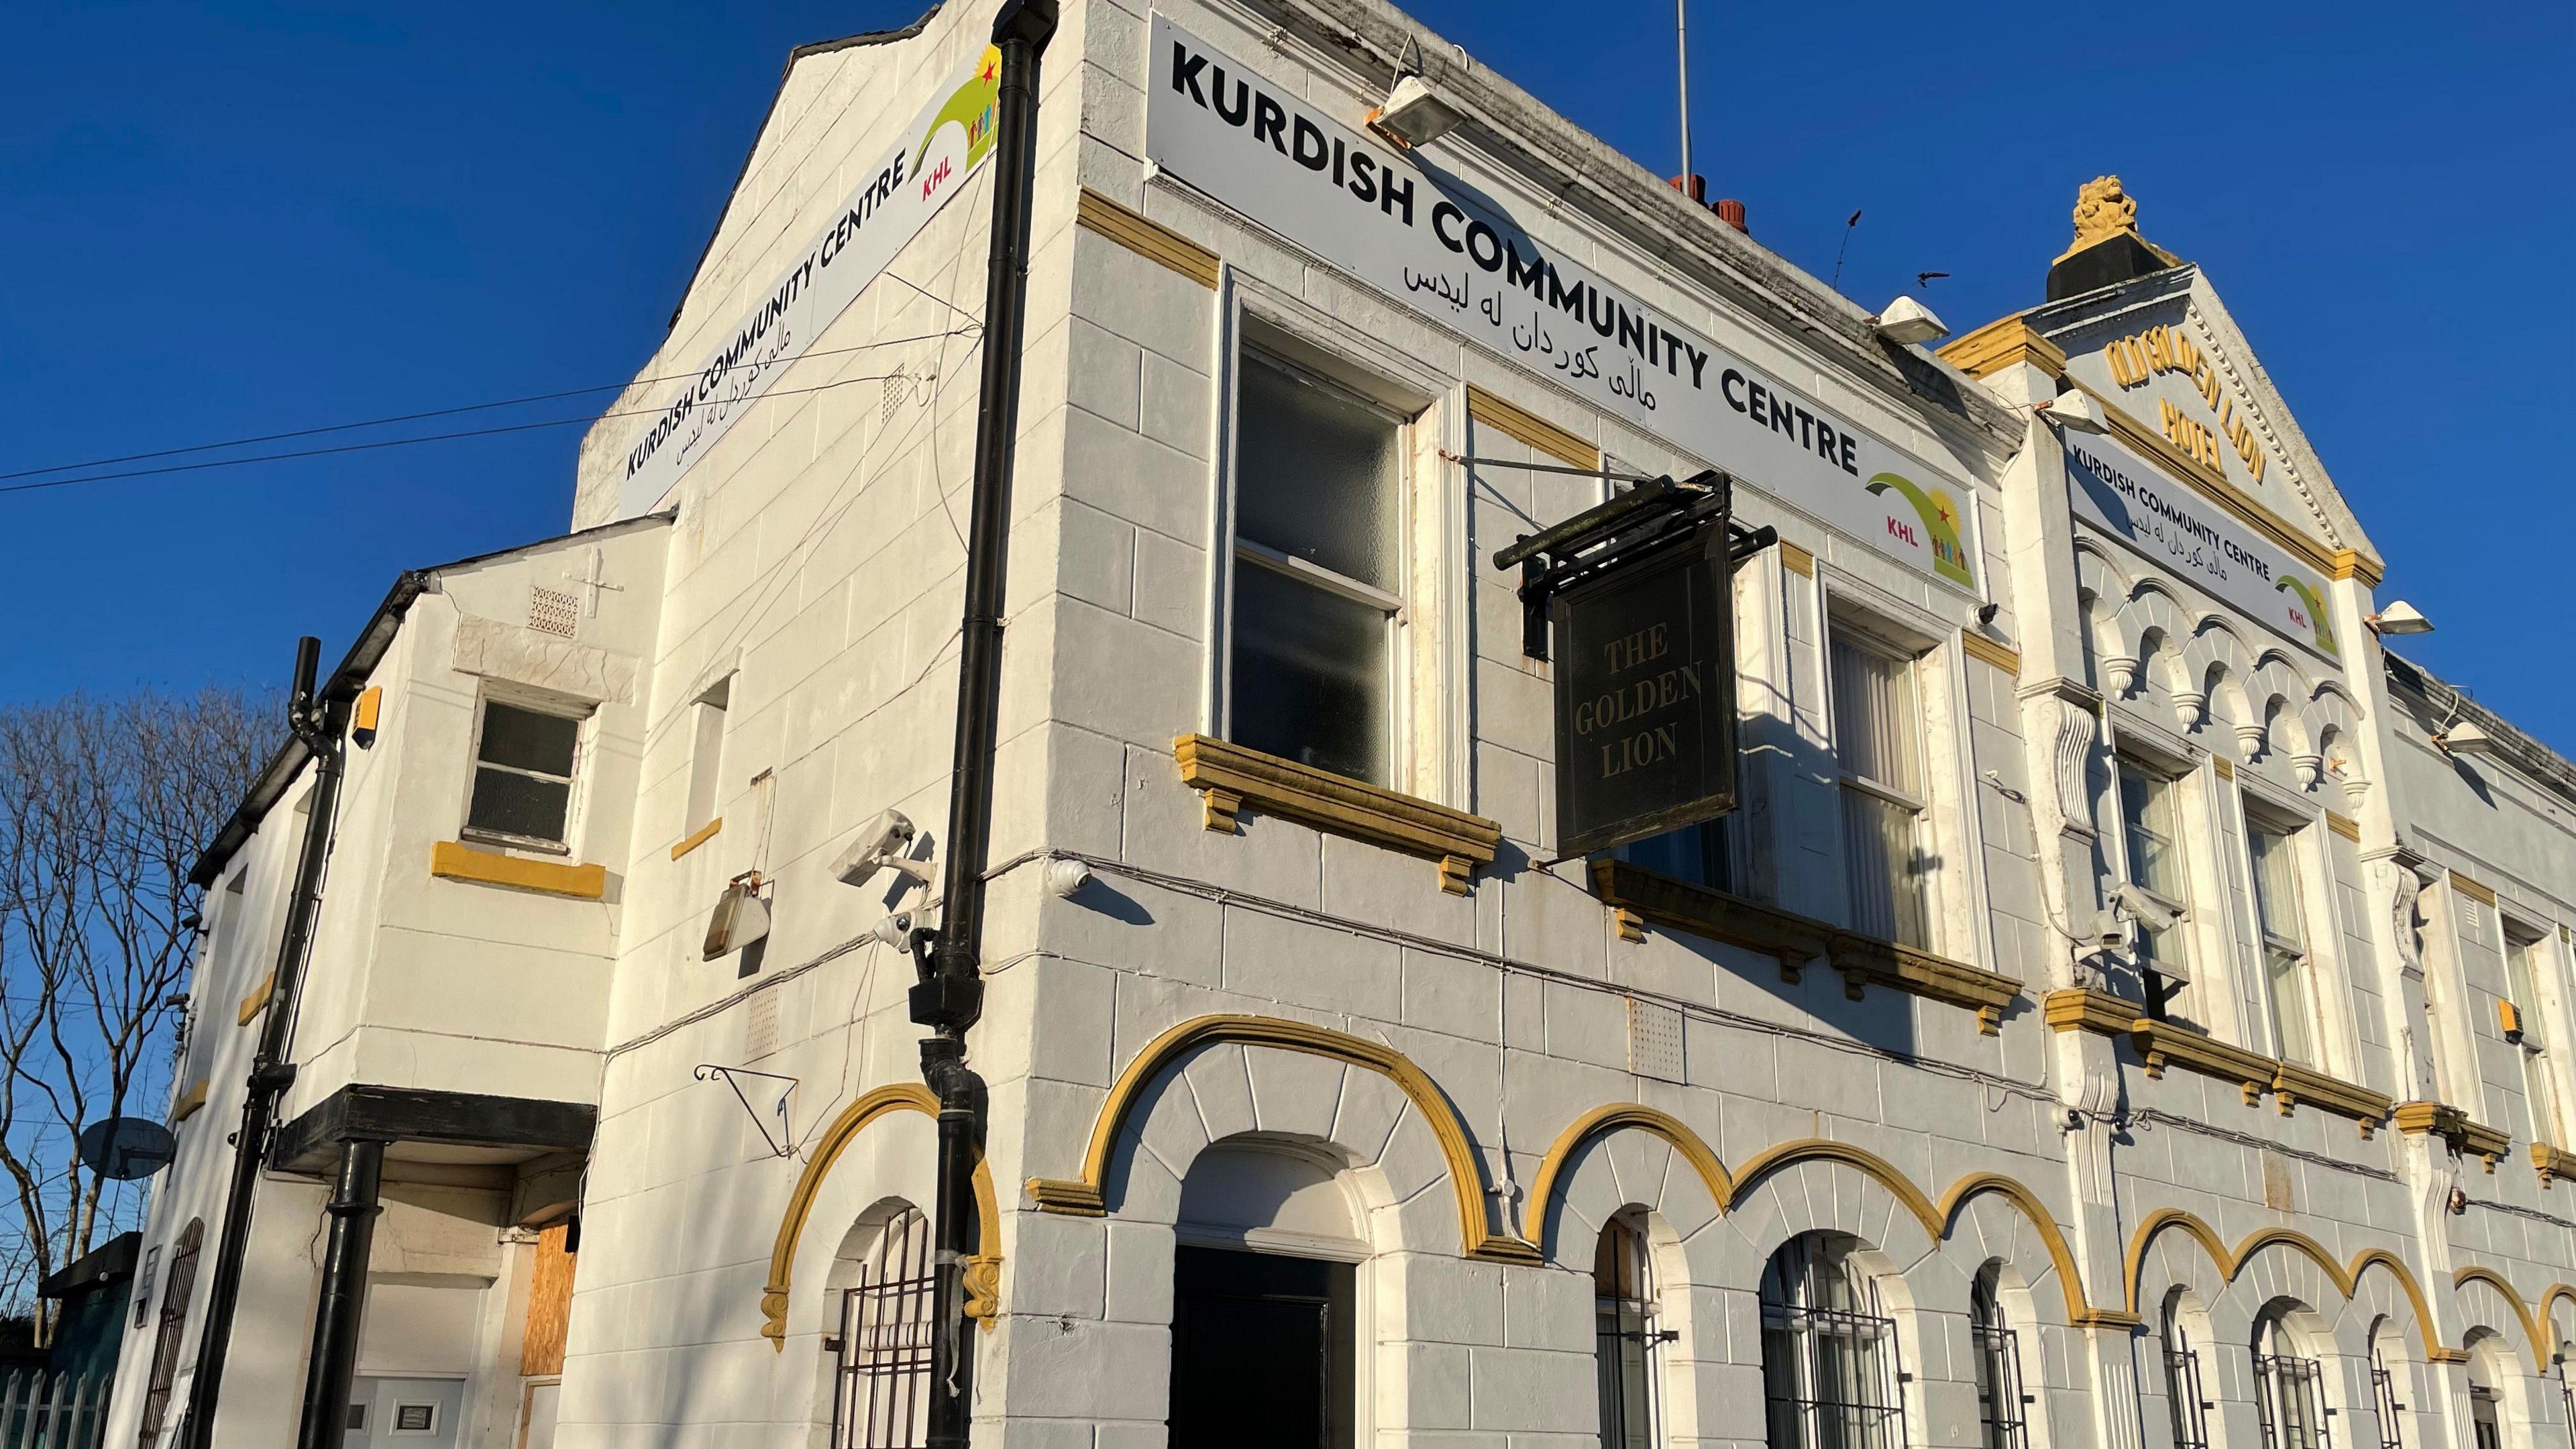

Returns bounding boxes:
[1168,1246,1354,1449]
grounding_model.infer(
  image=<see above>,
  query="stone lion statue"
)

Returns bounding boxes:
[2071,175,2137,246]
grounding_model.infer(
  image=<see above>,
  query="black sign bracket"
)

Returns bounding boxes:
[1492,470,1777,660]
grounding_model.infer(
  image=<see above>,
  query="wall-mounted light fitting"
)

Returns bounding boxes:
[1366,74,1466,150]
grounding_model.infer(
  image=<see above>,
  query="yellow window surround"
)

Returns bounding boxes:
[430,841,607,900]
[671,816,724,861]
[1591,859,2021,1034]
[1173,734,1501,896]
[170,1077,210,1124]
[2532,1142,2576,1189]
[1075,188,1221,289]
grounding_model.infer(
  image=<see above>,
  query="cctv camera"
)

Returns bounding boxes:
[2089,910,2129,951]
[871,910,916,953]
[833,809,934,890]
[855,809,914,862]
[2110,882,2178,933]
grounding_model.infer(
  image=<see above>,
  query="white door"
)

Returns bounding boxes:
[349,1377,465,1449]
[518,1380,559,1449]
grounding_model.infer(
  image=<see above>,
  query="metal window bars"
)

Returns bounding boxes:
[828,1209,936,1449]
[1595,1216,1666,1449]
[1761,1236,1907,1449]
[2371,1354,2406,1449]
[1972,1323,2029,1449]
[2165,1346,2212,1449]
[2255,1352,2333,1449]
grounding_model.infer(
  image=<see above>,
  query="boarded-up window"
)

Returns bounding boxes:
[520,1223,576,1377]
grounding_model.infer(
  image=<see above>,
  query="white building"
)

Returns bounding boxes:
[101,5,2576,1449]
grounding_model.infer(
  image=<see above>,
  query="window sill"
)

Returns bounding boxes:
[671,817,724,861]
[2532,1142,2576,1189]
[1589,860,2019,1034]
[430,841,606,900]
[170,1077,209,1125]
[235,971,276,1027]
[2393,1101,2511,1171]
[2044,991,2394,1136]
[1173,734,1501,894]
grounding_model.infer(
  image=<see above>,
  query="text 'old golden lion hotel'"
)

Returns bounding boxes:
[105,3,2576,1449]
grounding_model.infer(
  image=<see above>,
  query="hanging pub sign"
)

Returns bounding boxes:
[1502,474,1757,856]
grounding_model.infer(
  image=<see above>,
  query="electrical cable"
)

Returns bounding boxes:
[0,328,977,486]
[1,368,921,498]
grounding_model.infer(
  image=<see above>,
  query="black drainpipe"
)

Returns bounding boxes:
[913,3,1056,1446]
[294,1138,388,1449]
[179,637,350,1449]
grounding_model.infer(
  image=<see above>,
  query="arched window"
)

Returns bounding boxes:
[2368,1318,2407,1449]
[2161,1290,2211,1449]
[138,1218,204,1449]
[827,1206,934,1449]
[1970,1267,2029,1449]
[2253,1310,2331,1449]
[2465,1337,2508,1449]
[1761,1232,1904,1449]
[2555,1341,2575,1448]
[1595,1212,1663,1448]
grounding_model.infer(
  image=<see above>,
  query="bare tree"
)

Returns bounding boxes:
[0,689,268,1324]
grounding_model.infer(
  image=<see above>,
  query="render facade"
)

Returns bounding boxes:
[102,4,2576,1449]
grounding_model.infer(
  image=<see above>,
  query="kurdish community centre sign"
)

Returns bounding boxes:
[613,47,1007,521]
[1146,17,1980,593]
[2063,432,2339,661]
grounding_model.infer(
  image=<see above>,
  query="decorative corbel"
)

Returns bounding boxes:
[2173,690,2208,729]
[2235,722,2266,762]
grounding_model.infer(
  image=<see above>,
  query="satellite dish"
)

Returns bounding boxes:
[76,1118,177,1181]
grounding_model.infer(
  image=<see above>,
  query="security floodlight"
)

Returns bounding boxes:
[1872,295,1949,345]
[2369,600,2434,635]
[1366,74,1466,150]
[2038,390,2109,434]
[2434,720,2498,758]
[702,874,771,960]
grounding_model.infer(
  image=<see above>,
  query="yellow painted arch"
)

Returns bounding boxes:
[2454,1265,2551,1373]
[760,1083,1002,1351]
[1522,1116,2131,1330]
[2541,1283,2576,1343]
[1024,1014,1540,1263]
[1521,1104,1733,1252]
[2124,1210,2455,1366]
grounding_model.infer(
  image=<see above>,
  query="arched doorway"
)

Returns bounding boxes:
[1167,1142,1364,1449]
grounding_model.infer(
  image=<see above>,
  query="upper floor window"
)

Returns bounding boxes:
[465,695,586,851]
[2505,926,2560,1146]
[1225,345,1407,787]
[2249,818,2322,1067]
[684,676,732,837]
[1595,1212,1663,1449]
[2116,761,2192,1018]
[1761,1232,1903,1449]
[1829,629,1930,949]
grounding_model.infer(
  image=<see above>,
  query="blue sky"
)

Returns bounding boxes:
[4,2,2569,745]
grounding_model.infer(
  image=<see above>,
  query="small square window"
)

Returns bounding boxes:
[465,699,584,850]
[392,1403,436,1434]
[345,1404,368,1432]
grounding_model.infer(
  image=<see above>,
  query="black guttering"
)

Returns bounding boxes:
[38,1231,139,1299]
[660,2,949,333]
[183,512,674,888]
